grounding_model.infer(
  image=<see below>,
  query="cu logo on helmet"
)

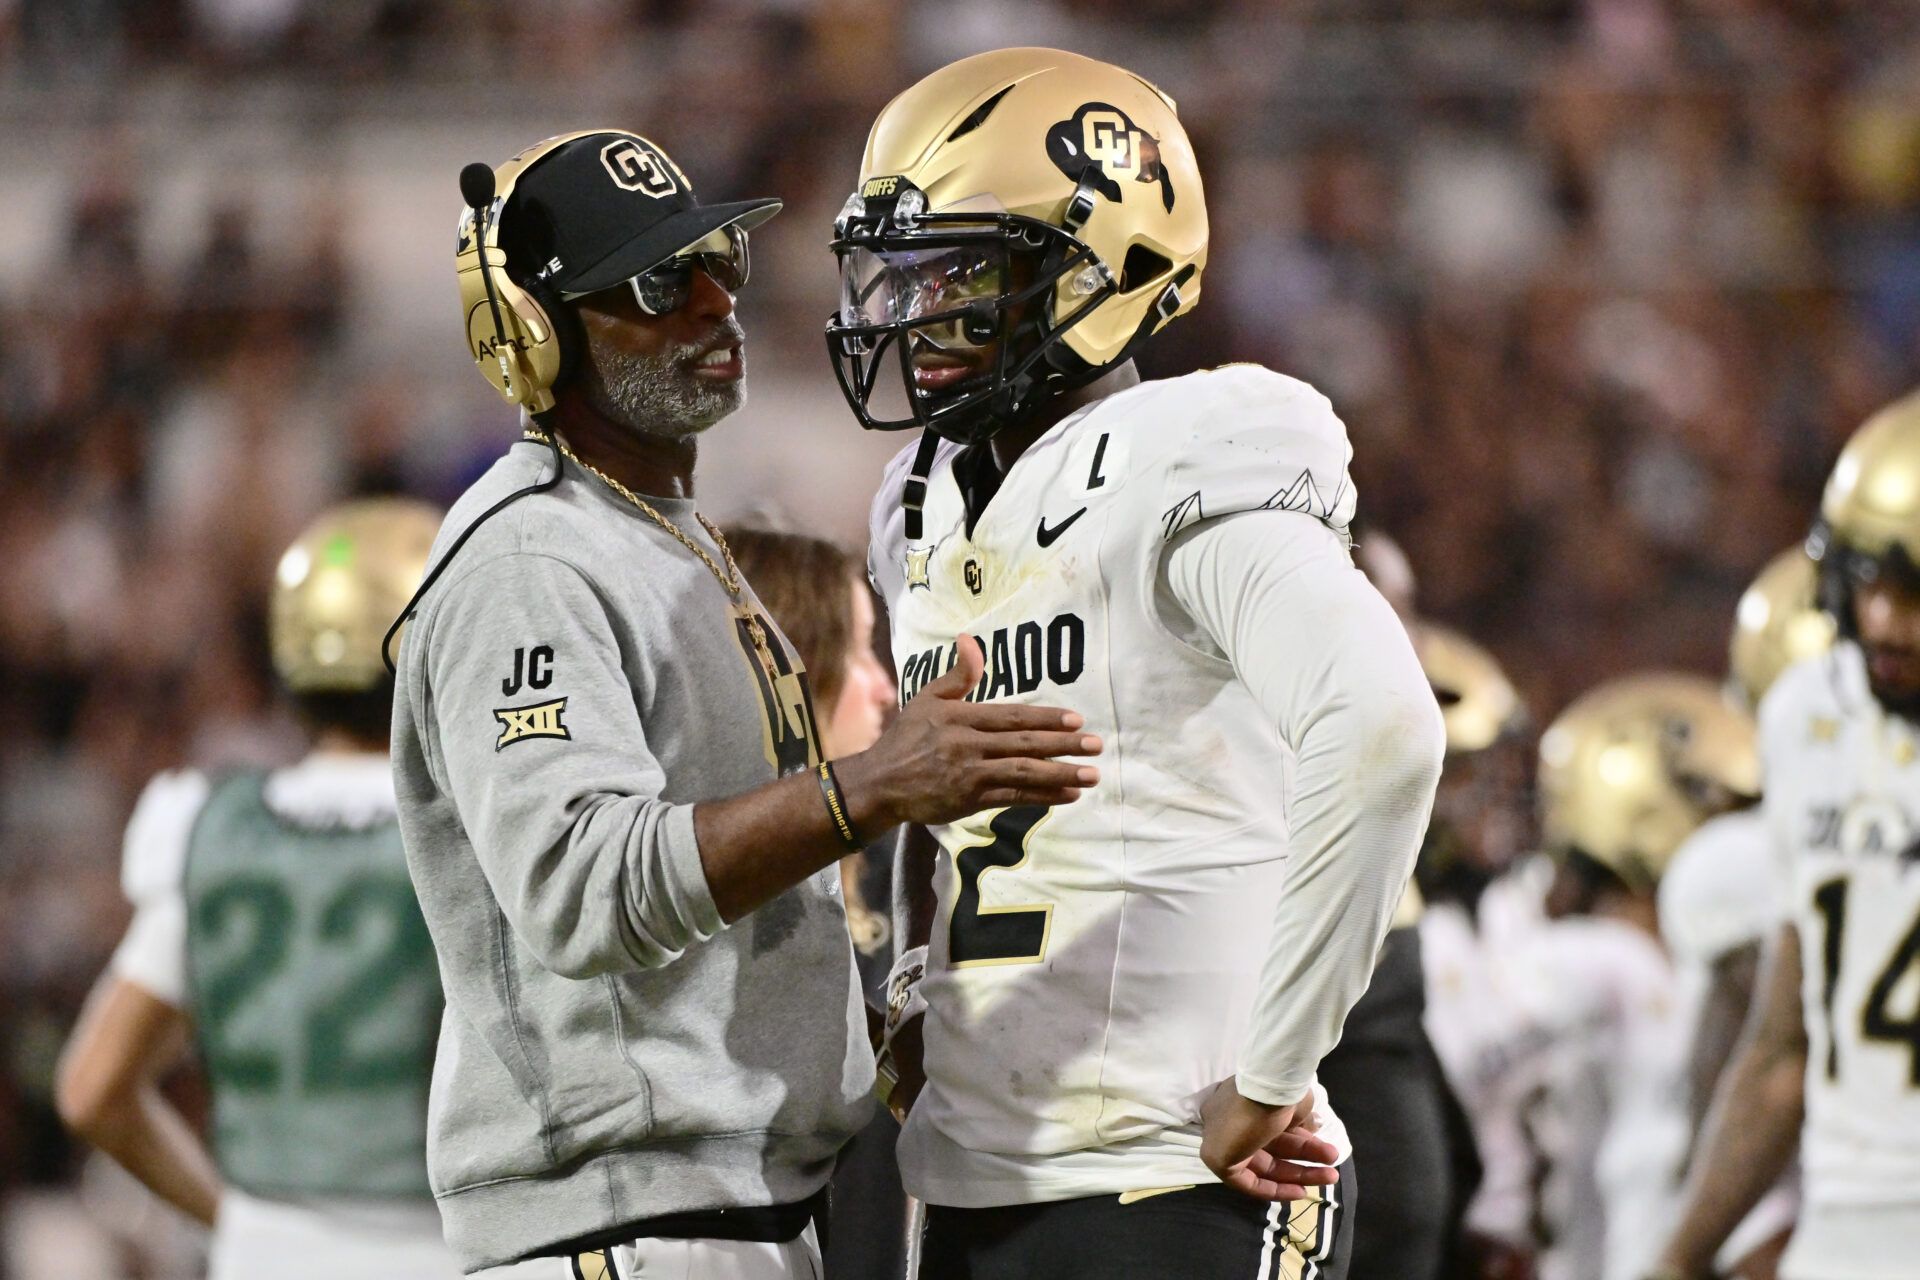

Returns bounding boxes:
[1046,102,1176,212]
[601,139,678,198]
[1083,111,1147,180]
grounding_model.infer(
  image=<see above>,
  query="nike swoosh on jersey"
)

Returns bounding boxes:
[1036,507,1087,547]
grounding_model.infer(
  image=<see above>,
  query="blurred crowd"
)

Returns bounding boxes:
[0,0,1917,1274]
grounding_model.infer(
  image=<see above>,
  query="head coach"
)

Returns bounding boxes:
[389,129,1102,1279]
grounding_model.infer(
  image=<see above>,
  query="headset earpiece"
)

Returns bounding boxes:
[457,241,563,415]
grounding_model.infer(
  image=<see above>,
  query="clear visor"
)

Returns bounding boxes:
[838,242,1006,339]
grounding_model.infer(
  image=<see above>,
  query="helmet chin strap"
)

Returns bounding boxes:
[902,430,943,542]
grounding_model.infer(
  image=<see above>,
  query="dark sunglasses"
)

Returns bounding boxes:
[569,224,751,316]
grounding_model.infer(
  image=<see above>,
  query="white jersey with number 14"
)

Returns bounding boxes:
[1763,646,1920,1220]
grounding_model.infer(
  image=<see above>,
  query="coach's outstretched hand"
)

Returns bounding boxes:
[1199,1078,1342,1203]
[835,634,1100,830]
[695,635,1097,924]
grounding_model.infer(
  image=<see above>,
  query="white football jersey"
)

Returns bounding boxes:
[1501,919,1688,1280]
[1421,862,1553,1118]
[1420,898,1539,1248]
[1763,645,1920,1216]
[870,366,1359,1206]
[1657,807,1801,1274]
[1659,808,1780,969]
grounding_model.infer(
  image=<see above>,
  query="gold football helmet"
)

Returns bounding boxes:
[1413,625,1533,908]
[827,47,1207,441]
[272,498,442,693]
[1419,625,1527,756]
[1537,674,1759,892]
[1811,390,1920,632]
[1729,548,1835,710]
[1817,390,1920,563]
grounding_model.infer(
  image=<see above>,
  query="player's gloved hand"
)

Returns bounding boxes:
[1198,1077,1341,1203]
[835,634,1100,829]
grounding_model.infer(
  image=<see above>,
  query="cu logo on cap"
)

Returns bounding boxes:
[601,139,679,198]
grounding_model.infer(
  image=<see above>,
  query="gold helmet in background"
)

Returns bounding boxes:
[1537,674,1759,892]
[1817,390,1920,564]
[1729,548,1835,710]
[1419,625,1527,756]
[271,498,442,694]
[1812,391,1920,638]
[828,47,1207,441]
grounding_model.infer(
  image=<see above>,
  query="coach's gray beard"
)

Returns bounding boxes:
[578,337,745,440]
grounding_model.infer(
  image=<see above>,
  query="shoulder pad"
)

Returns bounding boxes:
[1758,645,1856,754]
[121,769,211,905]
[1141,366,1357,542]
[1658,809,1775,962]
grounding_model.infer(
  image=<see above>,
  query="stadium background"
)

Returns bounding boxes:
[0,0,1915,1275]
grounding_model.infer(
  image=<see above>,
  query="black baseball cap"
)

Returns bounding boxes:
[498,130,781,298]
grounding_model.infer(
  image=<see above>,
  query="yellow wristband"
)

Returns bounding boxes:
[816,761,863,851]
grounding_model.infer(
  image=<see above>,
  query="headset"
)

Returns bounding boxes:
[455,129,608,414]
[382,135,604,672]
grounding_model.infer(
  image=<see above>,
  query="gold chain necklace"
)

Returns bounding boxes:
[524,426,775,670]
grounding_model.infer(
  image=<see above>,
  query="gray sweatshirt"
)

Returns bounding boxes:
[392,439,872,1272]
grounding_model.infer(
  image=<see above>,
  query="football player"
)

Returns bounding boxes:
[831,48,1445,1278]
[1323,623,1530,1280]
[1652,392,1920,1280]
[1406,627,1542,1278]
[1655,549,1833,1280]
[53,499,501,1280]
[1510,676,1758,1280]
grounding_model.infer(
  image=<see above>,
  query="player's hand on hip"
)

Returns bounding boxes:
[1199,1077,1341,1203]
[835,634,1099,829]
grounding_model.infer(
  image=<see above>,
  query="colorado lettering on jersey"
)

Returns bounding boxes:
[1803,799,1920,862]
[897,612,1086,706]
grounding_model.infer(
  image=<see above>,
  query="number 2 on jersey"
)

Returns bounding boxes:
[1811,875,1920,1085]
[194,874,435,1091]
[949,806,1054,967]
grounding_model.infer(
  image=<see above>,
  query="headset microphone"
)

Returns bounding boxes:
[461,161,515,396]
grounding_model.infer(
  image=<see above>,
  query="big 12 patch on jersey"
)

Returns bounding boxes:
[494,697,570,750]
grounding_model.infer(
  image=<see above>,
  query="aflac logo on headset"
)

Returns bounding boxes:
[601,138,681,199]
